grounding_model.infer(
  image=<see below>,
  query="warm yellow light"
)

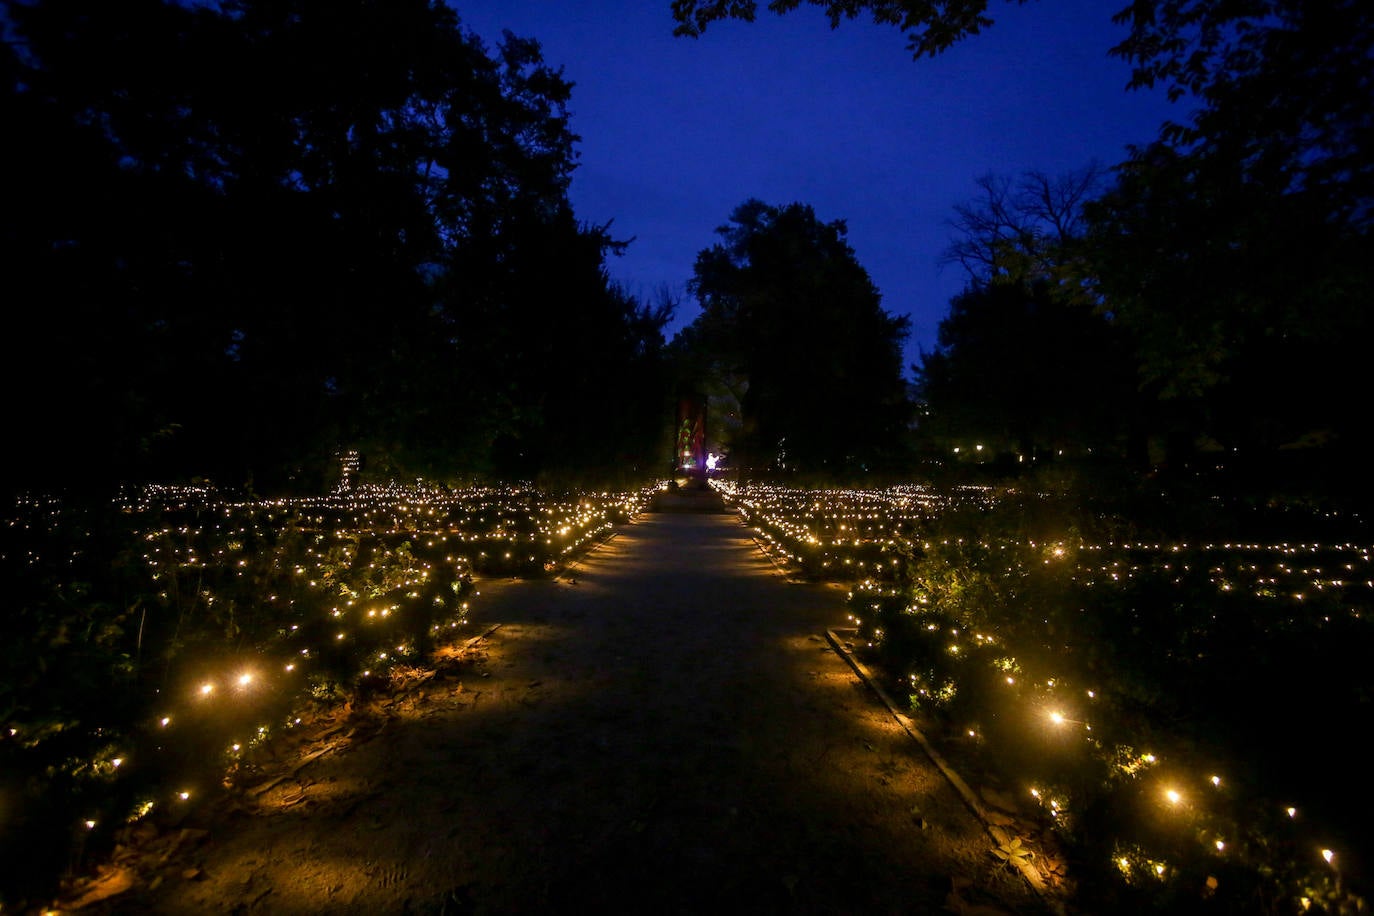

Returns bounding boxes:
[1215,840,1225,851]
[1049,711,1066,725]
[200,683,214,695]
[237,672,253,687]
[1165,789,1182,805]
[1211,775,1221,786]
[1323,849,1335,864]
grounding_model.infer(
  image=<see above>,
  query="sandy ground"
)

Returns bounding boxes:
[75,495,1055,915]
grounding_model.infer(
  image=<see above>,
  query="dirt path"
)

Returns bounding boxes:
[109,498,1047,915]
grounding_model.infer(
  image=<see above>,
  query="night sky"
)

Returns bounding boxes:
[453,0,1182,366]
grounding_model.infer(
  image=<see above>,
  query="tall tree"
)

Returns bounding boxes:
[3,0,665,493]
[917,167,1137,461]
[679,200,911,474]
[1086,0,1374,461]
[942,165,1105,292]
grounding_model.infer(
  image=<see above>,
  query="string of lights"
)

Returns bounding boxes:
[714,479,1369,911]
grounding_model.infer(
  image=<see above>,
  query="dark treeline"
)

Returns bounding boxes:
[2,0,672,497]
[6,0,1371,502]
[910,1,1374,506]
[670,0,1374,506]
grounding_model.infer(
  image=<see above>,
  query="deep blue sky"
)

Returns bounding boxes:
[452,0,1181,367]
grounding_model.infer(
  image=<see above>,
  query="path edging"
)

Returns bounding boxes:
[824,627,1059,908]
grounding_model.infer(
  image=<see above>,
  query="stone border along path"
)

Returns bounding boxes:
[117,492,1056,915]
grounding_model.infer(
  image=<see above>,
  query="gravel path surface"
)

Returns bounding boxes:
[115,496,1047,915]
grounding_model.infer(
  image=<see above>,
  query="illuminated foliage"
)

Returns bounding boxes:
[717,479,1372,912]
[0,480,657,906]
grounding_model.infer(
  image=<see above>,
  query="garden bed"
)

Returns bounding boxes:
[717,479,1373,913]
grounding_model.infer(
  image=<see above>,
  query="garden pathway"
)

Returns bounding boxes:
[120,490,1045,914]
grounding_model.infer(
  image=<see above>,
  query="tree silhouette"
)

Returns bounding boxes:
[671,0,1029,59]
[1086,0,1373,468]
[2,0,669,493]
[917,167,1137,463]
[679,199,911,475]
[915,280,1136,462]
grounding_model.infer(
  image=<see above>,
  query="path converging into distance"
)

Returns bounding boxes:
[129,491,1044,915]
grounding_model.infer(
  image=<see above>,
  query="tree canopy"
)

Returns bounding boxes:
[2,0,670,494]
[677,200,911,475]
[1084,0,1373,460]
[916,168,1137,462]
[670,0,1030,59]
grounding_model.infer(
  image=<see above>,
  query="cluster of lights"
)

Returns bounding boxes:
[715,481,1365,909]
[4,478,660,879]
[712,480,996,579]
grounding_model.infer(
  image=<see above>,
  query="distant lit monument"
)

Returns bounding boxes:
[675,393,708,486]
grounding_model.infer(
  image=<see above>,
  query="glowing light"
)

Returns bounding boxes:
[1211,775,1221,786]
[178,791,190,801]
[199,683,214,696]
[1165,789,1182,805]
[237,672,253,687]
[1322,849,1335,864]
[1048,710,1066,725]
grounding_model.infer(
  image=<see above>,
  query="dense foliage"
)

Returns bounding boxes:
[2,0,671,494]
